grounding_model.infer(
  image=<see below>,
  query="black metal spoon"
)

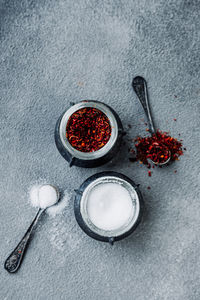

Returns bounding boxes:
[132,76,171,165]
[4,185,60,273]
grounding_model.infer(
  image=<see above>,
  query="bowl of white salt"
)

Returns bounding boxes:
[74,172,143,244]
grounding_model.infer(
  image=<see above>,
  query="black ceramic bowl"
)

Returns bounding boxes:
[74,171,143,244]
[54,100,124,168]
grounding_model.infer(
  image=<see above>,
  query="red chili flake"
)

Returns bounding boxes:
[148,171,152,177]
[66,107,111,152]
[130,148,135,154]
[174,118,177,121]
[18,250,22,254]
[174,170,177,173]
[147,186,151,190]
[133,130,184,166]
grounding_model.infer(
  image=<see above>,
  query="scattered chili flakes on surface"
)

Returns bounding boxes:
[174,118,177,121]
[130,129,184,167]
[148,171,152,177]
[66,107,111,152]
[174,170,177,173]
[147,186,151,190]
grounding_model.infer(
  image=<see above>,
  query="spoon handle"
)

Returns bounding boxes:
[132,76,156,135]
[4,208,44,273]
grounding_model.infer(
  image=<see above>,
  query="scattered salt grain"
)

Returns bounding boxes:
[30,185,40,207]
[47,191,70,217]
[48,218,80,253]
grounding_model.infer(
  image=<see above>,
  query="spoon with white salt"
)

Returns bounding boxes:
[4,184,59,273]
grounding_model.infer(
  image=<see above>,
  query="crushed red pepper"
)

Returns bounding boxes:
[66,107,111,152]
[131,130,184,166]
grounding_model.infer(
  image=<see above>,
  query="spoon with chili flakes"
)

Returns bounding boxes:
[132,76,171,166]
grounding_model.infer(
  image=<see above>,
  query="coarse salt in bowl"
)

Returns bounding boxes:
[74,171,143,244]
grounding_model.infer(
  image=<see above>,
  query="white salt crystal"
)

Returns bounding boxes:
[38,185,58,209]
[87,182,134,231]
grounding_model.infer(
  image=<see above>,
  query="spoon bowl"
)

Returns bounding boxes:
[40,184,60,207]
[149,150,171,166]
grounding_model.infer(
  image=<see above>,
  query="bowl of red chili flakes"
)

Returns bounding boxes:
[55,100,124,168]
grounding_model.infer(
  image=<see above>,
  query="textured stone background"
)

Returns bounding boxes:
[0,0,200,299]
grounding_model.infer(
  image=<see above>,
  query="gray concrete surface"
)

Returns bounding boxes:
[0,0,200,299]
